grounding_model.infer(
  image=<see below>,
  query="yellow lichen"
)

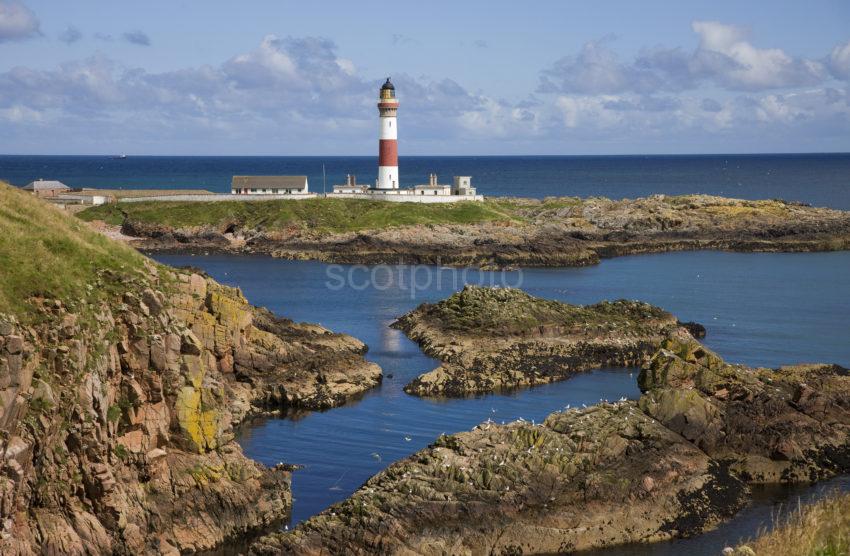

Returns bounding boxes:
[176,384,221,453]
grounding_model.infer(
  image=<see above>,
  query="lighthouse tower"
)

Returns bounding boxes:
[376,78,399,189]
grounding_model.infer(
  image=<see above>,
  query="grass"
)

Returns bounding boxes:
[0,182,149,319]
[83,188,215,199]
[76,193,812,237]
[733,491,850,556]
[78,197,522,233]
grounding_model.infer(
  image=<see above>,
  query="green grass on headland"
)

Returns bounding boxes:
[0,182,149,319]
[78,198,523,233]
[76,193,815,237]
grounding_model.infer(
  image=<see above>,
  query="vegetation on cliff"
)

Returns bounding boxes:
[79,197,518,232]
[731,491,850,556]
[78,194,815,234]
[0,182,381,553]
[0,183,148,318]
[78,193,850,267]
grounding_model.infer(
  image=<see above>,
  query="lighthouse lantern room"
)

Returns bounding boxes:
[376,78,399,189]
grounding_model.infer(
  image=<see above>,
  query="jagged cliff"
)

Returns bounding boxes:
[0,183,381,554]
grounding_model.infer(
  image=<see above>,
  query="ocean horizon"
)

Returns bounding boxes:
[3,152,850,209]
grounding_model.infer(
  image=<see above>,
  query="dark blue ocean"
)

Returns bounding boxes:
[154,251,850,555]
[2,153,850,209]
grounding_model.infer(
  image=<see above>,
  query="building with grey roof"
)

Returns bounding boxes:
[231,176,309,195]
[22,179,70,198]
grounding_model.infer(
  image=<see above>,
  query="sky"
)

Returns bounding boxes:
[0,0,849,155]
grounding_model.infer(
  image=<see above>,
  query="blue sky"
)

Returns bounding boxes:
[1,0,849,155]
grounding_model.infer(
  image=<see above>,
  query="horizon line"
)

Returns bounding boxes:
[2,151,850,158]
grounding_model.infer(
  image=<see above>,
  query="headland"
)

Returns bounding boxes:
[78,193,850,268]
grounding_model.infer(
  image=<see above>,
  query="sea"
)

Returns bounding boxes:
[154,251,850,555]
[2,153,850,209]
[5,153,849,553]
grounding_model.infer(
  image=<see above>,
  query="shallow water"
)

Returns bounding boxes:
[154,250,850,549]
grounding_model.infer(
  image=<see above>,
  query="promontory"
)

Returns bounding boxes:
[79,194,850,267]
[0,182,380,553]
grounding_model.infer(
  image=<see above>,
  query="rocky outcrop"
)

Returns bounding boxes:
[0,263,380,554]
[394,285,695,396]
[252,338,850,555]
[638,338,850,484]
[102,195,850,268]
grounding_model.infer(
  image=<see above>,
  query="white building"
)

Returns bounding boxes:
[452,176,476,196]
[231,176,309,195]
[333,175,370,194]
[413,174,451,196]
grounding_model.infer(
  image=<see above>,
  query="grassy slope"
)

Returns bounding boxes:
[734,491,850,556]
[78,198,524,233]
[0,182,149,319]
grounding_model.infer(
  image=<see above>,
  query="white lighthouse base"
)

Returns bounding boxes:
[327,190,484,203]
[376,166,399,189]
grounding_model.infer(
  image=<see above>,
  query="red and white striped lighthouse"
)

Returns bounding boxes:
[376,78,399,189]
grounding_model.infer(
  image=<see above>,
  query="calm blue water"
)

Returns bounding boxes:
[153,251,850,553]
[3,154,850,209]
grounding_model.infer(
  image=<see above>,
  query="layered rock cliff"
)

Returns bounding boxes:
[252,338,850,555]
[0,183,381,554]
[394,285,696,396]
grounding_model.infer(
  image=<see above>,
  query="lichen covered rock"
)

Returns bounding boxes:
[394,285,696,396]
[252,402,747,555]
[639,338,850,483]
[0,266,381,554]
[253,338,850,555]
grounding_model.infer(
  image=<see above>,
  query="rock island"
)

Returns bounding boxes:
[394,285,700,396]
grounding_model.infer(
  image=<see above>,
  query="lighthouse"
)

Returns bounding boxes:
[376,78,399,189]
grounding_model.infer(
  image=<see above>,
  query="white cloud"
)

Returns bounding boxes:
[828,40,850,80]
[540,37,664,94]
[689,21,824,90]
[0,0,39,43]
[541,21,827,94]
[0,30,848,154]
